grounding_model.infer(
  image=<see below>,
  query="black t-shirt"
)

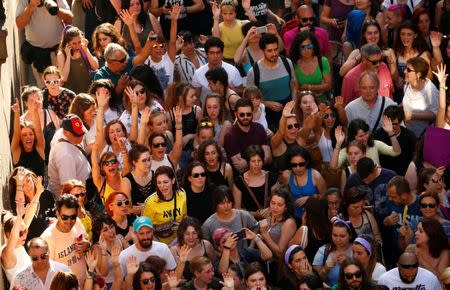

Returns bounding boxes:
[185,185,215,224]
[113,214,137,242]
[373,126,416,176]
[26,190,56,242]
[182,277,223,290]
[236,0,268,25]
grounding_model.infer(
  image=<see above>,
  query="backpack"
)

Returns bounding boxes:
[252,55,292,87]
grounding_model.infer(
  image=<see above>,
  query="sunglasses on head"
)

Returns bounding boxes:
[399,263,419,269]
[200,121,214,127]
[291,161,307,168]
[61,214,77,221]
[135,88,146,96]
[287,123,299,130]
[116,200,130,207]
[141,277,156,285]
[191,172,206,178]
[300,43,314,51]
[301,17,315,22]
[323,113,337,119]
[45,79,60,85]
[73,191,87,198]
[152,142,167,148]
[152,43,165,49]
[344,271,362,280]
[366,58,381,65]
[239,112,252,118]
[111,56,127,63]
[31,253,49,262]
[420,203,437,209]
[103,159,118,166]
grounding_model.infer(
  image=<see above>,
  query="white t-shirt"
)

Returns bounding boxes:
[372,262,387,282]
[377,267,442,290]
[41,219,89,287]
[191,62,243,104]
[144,53,174,92]
[118,241,176,276]
[381,0,422,12]
[10,260,70,290]
[402,80,439,138]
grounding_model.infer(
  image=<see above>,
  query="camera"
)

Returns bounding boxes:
[38,0,59,16]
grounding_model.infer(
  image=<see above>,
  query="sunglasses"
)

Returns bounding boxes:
[300,43,314,51]
[134,88,146,96]
[73,191,87,198]
[301,17,315,22]
[291,161,307,168]
[61,214,77,221]
[405,67,415,73]
[191,172,206,178]
[399,263,419,269]
[420,203,437,209]
[110,56,127,63]
[344,271,362,280]
[31,253,49,262]
[103,159,118,166]
[323,113,337,119]
[200,121,214,127]
[152,43,165,48]
[141,277,156,285]
[116,200,130,207]
[19,229,27,237]
[152,142,167,148]
[45,79,60,85]
[239,112,252,118]
[366,58,381,65]
[287,123,300,130]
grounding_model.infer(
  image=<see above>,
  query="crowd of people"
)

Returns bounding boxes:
[2,0,450,288]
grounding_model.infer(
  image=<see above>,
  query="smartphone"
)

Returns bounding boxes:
[233,229,246,240]
[255,26,268,34]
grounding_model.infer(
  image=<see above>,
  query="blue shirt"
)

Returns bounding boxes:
[93,56,134,86]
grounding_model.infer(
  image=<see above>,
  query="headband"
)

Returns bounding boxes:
[284,244,302,266]
[331,216,353,231]
[354,237,372,255]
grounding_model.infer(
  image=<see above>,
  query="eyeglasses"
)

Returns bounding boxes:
[323,113,337,119]
[300,43,314,51]
[344,271,362,280]
[116,200,130,207]
[134,88,146,96]
[152,142,167,148]
[405,67,415,73]
[287,123,300,130]
[61,214,77,221]
[366,58,381,65]
[45,80,60,85]
[291,161,307,168]
[399,263,419,269]
[199,121,214,127]
[420,203,437,209]
[110,56,127,63]
[141,277,156,285]
[301,17,315,22]
[103,159,118,166]
[31,253,49,262]
[191,172,206,178]
[239,112,253,118]
[152,43,165,49]
[73,191,86,199]
[139,157,152,163]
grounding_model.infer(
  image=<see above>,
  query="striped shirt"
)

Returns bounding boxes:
[174,49,207,83]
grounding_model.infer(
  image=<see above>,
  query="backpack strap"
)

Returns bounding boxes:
[252,61,260,87]
[280,55,292,80]
[322,243,332,266]
[372,96,385,132]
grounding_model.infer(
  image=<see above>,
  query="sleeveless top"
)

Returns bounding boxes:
[273,139,299,172]
[124,172,153,205]
[113,214,137,242]
[15,148,45,178]
[171,106,198,150]
[267,219,282,244]
[234,172,278,212]
[43,87,75,119]
[64,56,91,94]
[317,130,333,163]
[353,211,375,239]
[101,177,124,204]
[219,21,244,60]
[2,246,32,282]
[242,48,255,75]
[206,162,228,187]
[151,154,175,173]
[289,168,318,218]
[304,226,330,262]
[122,15,153,48]
[43,109,57,162]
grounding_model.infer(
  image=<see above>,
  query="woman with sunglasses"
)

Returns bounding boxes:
[61,179,93,241]
[42,66,76,120]
[417,192,450,239]
[352,235,386,282]
[407,218,450,277]
[131,262,162,290]
[202,93,232,147]
[105,191,137,243]
[233,145,278,219]
[290,31,332,103]
[142,166,187,245]
[313,217,356,287]
[197,139,233,189]
[280,146,327,221]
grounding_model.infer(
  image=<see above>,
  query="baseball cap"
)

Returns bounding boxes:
[133,216,153,232]
[62,114,87,137]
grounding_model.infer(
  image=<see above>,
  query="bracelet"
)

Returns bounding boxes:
[88,270,96,277]
[335,146,341,151]
[440,86,448,90]
[223,245,231,250]
[254,236,262,243]
[175,126,182,130]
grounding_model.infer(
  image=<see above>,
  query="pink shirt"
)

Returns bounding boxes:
[283,26,331,56]
[341,62,394,104]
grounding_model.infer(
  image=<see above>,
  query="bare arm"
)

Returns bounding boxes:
[119,10,143,53]
[91,143,104,192]
[260,218,296,259]
[56,50,71,83]
[433,63,448,128]
[16,0,40,30]
[11,101,22,165]
[313,169,327,197]
[56,7,73,24]
[186,0,205,13]
[81,38,99,69]
[211,2,221,38]
[167,4,180,62]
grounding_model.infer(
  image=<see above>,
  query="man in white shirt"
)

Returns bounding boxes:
[119,216,176,276]
[191,37,243,104]
[345,71,396,132]
[377,252,442,290]
[10,238,70,290]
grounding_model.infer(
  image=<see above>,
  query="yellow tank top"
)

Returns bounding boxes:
[220,21,244,60]
[101,178,123,204]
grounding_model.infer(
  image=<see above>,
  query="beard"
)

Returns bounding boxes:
[139,238,153,249]
[399,272,417,284]
[348,281,362,290]
[237,118,251,127]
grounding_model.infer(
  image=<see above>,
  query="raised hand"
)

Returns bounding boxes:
[117,74,130,91]
[124,86,137,106]
[166,271,181,288]
[282,101,296,118]
[430,31,442,48]
[334,125,345,145]
[198,34,208,45]
[381,115,394,135]
[266,23,277,34]
[334,96,344,107]
[245,26,257,40]
[118,137,127,153]
[211,1,221,19]
[85,250,98,272]
[120,9,135,27]
[32,176,44,195]
[81,37,89,52]
[141,107,152,125]
[126,255,139,275]
[11,99,20,114]
[110,245,121,266]
[178,244,192,263]
[173,106,182,126]
[176,35,184,51]
[96,87,111,109]
[170,3,182,20]
[14,167,27,186]
[432,63,448,85]
[223,233,238,249]
[220,271,235,289]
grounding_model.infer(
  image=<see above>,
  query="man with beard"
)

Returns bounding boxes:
[224,98,271,174]
[246,33,297,132]
[118,216,176,276]
[283,5,331,57]
[336,259,373,290]
[377,252,441,289]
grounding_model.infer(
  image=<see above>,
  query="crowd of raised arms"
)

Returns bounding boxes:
[3,0,450,289]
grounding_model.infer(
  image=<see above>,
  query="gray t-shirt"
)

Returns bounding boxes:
[345,96,397,131]
[16,0,69,48]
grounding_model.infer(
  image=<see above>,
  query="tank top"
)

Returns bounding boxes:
[353,211,374,239]
[206,162,228,187]
[219,21,244,59]
[242,48,255,75]
[289,168,318,218]
[125,172,153,204]
[122,16,153,48]
[172,106,198,150]
[151,154,174,173]
[304,226,330,262]
[267,219,282,244]
[64,56,91,94]
[15,148,45,178]
[101,178,124,204]
[2,246,32,282]
[317,130,333,163]
[273,139,299,172]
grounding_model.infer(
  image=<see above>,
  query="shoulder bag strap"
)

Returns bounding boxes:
[173,190,178,220]
[58,138,89,160]
[372,96,385,132]
[240,175,263,210]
